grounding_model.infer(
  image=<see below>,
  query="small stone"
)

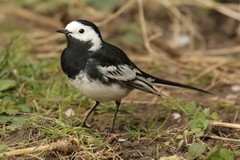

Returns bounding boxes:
[131,141,139,147]
[131,151,140,158]
[122,140,132,148]
[65,107,75,117]
[118,138,126,142]
[231,85,240,92]
[172,112,181,120]
[226,94,238,100]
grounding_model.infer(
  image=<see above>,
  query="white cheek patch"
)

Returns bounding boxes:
[65,21,102,51]
[86,32,102,51]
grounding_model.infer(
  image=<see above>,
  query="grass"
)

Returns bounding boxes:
[0,35,147,151]
[0,37,239,159]
[0,38,114,158]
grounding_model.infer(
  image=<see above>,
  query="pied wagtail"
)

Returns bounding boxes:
[57,19,209,132]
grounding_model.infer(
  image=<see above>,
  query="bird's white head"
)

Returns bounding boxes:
[57,20,103,51]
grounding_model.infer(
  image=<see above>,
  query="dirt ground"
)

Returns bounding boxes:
[0,0,240,159]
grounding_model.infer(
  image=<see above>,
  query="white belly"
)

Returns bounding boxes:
[68,73,131,102]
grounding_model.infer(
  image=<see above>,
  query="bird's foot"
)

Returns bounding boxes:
[106,133,119,143]
[108,125,117,133]
[81,122,91,128]
[108,128,114,133]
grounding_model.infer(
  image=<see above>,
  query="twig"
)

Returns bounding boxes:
[233,109,239,124]
[35,51,62,59]
[96,0,136,27]
[148,26,181,58]
[137,0,158,57]
[0,137,78,158]
[166,0,240,21]
[186,46,240,58]
[191,60,227,82]
[204,74,221,91]
[35,34,64,45]
[122,100,161,105]
[1,6,62,28]
[148,32,163,42]
[209,135,240,143]
[211,121,240,130]
[211,97,237,106]
[195,0,240,21]
[204,45,240,56]
[157,0,206,50]
[151,38,181,57]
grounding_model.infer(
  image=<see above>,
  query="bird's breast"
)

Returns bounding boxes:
[68,72,131,102]
[61,47,89,79]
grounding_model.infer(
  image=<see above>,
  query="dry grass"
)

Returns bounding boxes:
[0,0,240,159]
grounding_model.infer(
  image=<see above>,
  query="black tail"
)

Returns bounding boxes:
[142,72,211,94]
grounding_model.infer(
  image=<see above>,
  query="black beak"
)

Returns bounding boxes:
[56,29,71,34]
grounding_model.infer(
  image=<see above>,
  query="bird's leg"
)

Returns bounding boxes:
[110,100,121,133]
[81,101,100,128]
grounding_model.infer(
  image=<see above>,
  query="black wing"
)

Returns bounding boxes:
[89,42,210,94]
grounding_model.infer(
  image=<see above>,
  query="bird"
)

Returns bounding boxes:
[57,19,210,132]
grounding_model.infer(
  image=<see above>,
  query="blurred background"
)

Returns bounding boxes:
[0,0,240,159]
[1,0,240,99]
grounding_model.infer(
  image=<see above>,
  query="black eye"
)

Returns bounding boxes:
[79,29,84,33]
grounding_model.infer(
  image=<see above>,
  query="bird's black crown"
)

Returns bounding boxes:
[76,19,102,40]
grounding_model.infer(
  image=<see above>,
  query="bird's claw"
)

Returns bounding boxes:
[81,122,91,128]
[108,127,116,133]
